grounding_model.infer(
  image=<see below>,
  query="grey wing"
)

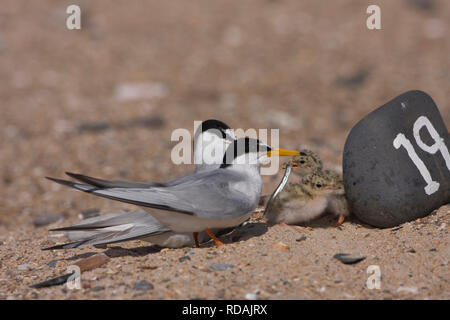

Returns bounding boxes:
[45,210,171,250]
[66,172,167,188]
[95,170,255,219]
[47,169,255,220]
[66,171,220,189]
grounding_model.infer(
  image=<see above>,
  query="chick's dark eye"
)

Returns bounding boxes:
[316,183,322,188]
[300,160,305,164]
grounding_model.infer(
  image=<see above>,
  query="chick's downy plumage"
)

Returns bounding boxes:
[266,164,350,227]
[265,170,339,225]
[323,170,349,226]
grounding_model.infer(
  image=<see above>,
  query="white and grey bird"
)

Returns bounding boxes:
[46,119,236,249]
[193,119,236,173]
[46,136,299,248]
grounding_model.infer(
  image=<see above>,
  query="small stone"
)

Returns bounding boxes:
[244,290,260,300]
[17,264,30,271]
[273,242,290,251]
[333,253,366,265]
[335,69,369,89]
[396,286,419,294]
[82,283,91,289]
[407,248,416,253]
[210,264,234,271]
[178,256,191,263]
[75,253,110,272]
[47,260,58,268]
[78,121,111,133]
[91,286,105,292]
[33,214,64,227]
[296,236,307,242]
[138,265,158,270]
[133,280,154,291]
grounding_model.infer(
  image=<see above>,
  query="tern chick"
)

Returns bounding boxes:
[259,148,323,207]
[323,169,349,227]
[265,170,345,226]
[288,149,323,174]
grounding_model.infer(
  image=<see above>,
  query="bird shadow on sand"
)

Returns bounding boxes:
[201,221,269,247]
[58,247,161,262]
[279,213,376,230]
[103,244,162,258]
[53,215,374,261]
[52,222,268,260]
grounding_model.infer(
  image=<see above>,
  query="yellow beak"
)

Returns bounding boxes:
[267,148,300,157]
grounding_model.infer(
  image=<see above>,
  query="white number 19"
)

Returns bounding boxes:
[393,116,450,195]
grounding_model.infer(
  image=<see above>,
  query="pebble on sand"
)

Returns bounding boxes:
[333,253,366,265]
[396,286,419,294]
[75,253,110,272]
[133,280,154,291]
[30,253,110,289]
[244,290,260,300]
[273,242,290,251]
[210,264,234,271]
[33,214,64,227]
[178,256,191,263]
[47,260,58,268]
[17,264,30,271]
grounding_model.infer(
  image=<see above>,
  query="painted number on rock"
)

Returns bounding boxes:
[393,115,450,195]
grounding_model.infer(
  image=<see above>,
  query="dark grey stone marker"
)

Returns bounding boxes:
[343,90,450,228]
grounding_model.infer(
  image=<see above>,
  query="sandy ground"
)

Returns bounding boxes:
[0,0,449,299]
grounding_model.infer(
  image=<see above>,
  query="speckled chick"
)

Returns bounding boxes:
[260,149,323,207]
[286,149,323,178]
[265,170,339,225]
[322,169,350,227]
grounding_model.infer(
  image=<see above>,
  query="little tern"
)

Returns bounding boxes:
[46,137,300,247]
[46,119,236,249]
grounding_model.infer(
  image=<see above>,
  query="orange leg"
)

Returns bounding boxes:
[193,232,200,248]
[205,228,224,246]
[333,214,345,228]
